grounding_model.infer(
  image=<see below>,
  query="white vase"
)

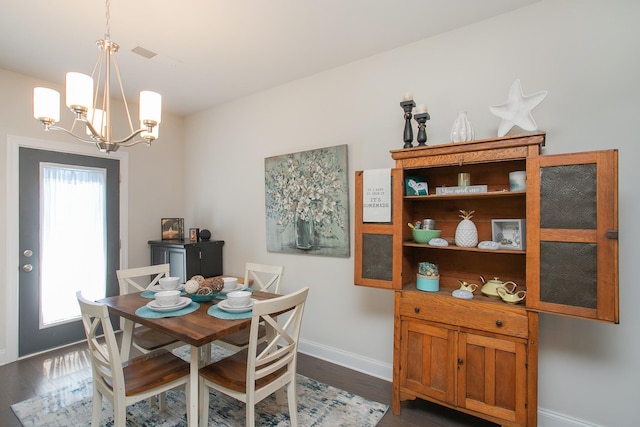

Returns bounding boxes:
[450,111,475,143]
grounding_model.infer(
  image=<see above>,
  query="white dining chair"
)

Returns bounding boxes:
[76,292,193,427]
[116,264,181,354]
[199,287,309,427]
[217,263,285,350]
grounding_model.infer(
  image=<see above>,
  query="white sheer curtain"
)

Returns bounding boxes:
[40,163,107,327]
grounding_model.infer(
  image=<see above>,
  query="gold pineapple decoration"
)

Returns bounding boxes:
[455,210,478,247]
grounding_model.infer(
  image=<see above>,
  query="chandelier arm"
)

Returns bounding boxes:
[111,54,136,134]
[109,128,149,145]
[45,125,105,145]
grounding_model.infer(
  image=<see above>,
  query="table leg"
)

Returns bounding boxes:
[120,319,134,361]
[189,345,199,427]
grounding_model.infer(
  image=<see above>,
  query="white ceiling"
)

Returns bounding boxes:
[0,0,539,116]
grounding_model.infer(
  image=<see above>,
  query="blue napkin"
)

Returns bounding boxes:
[135,302,200,318]
[207,304,252,320]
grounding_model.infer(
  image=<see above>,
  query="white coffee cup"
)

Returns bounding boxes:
[155,290,181,306]
[222,277,238,290]
[227,290,251,307]
[159,276,180,290]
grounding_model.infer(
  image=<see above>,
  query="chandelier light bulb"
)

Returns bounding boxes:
[33,87,60,123]
[65,72,93,114]
[139,91,162,125]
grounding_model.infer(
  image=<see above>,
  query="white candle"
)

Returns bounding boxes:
[416,104,428,114]
[402,92,413,101]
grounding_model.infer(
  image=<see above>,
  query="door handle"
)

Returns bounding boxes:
[22,264,33,272]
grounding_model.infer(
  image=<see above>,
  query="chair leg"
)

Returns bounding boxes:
[199,378,209,427]
[91,387,103,427]
[287,380,298,427]
[113,397,127,427]
[159,391,167,410]
[246,393,255,427]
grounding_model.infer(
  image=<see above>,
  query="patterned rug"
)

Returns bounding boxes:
[12,345,388,426]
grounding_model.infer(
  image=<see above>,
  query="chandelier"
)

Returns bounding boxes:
[32,0,161,153]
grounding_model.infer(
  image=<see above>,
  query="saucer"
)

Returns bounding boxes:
[218,283,247,294]
[147,296,191,312]
[149,283,185,293]
[217,298,256,313]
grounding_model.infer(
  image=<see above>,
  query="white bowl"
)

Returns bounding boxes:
[159,276,180,290]
[155,290,181,306]
[222,277,238,290]
[226,290,251,307]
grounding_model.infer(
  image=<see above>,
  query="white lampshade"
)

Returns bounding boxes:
[87,108,105,136]
[33,87,60,123]
[65,72,93,111]
[139,91,162,124]
[141,122,159,140]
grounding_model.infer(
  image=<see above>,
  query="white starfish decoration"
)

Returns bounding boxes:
[489,79,548,137]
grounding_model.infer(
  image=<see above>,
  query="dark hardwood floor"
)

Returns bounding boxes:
[0,339,497,426]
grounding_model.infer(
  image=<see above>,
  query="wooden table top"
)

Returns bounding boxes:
[99,290,278,348]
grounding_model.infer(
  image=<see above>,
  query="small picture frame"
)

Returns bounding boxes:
[189,228,199,242]
[491,219,526,250]
[161,218,184,240]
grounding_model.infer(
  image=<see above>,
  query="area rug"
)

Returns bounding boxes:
[12,344,388,426]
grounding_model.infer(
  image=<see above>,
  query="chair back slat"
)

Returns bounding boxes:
[76,291,125,394]
[248,287,308,383]
[116,264,170,294]
[244,263,284,293]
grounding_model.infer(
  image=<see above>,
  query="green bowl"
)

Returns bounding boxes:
[411,229,442,244]
[187,293,217,302]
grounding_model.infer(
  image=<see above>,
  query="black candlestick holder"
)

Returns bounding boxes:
[414,112,431,146]
[400,100,416,148]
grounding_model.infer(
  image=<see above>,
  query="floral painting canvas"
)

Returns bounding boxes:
[265,145,350,257]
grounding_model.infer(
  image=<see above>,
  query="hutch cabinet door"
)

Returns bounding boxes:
[398,320,456,405]
[354,169,400,289]
[526,150,619,322]
[457,332,528,425]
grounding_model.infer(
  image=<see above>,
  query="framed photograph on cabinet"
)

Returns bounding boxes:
[491,219,525,250]
[161,218,184,240]
[189,228,199,242]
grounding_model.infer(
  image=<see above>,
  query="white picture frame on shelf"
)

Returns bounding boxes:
[491,219,525,250]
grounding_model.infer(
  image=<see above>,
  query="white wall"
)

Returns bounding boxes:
[183,1,640,426]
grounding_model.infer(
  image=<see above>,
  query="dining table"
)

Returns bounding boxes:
[98,285,279,427]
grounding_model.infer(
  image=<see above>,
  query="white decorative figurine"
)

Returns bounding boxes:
[489,79,548,137]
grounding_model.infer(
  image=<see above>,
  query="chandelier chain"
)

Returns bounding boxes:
[105,0,111,39]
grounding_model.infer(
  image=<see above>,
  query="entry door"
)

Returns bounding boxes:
[18,147,120,356]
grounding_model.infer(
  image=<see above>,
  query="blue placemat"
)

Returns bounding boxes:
[135,302,200,318]
[141,289,187,299]
[215,287,253,300]
[207,304,253,320]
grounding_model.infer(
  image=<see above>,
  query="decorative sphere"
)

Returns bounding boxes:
[199,229,211,240]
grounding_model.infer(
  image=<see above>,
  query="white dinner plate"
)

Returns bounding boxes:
[147,296,191,312]
[218,283,247,294]
[217,298,257,313]
[148,283,185,293]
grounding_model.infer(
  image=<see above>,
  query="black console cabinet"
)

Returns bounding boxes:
[148,240,224,283]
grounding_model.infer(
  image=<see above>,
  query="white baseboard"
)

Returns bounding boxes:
[0,348,6,366]
[297,339,601,427]
[297,338,393,381]
[538,408,603,427]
